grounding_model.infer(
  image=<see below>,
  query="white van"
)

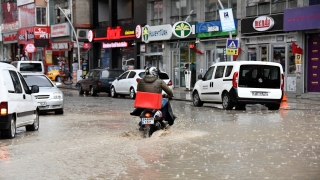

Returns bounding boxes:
[192,61,284,110]
[11,61,45,74]
[0,62,40,139]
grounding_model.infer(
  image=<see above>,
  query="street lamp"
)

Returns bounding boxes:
[54,5,81,76]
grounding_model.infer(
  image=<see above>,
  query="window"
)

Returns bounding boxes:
[214,66,225,79]
[18,73,31,94]
[171,0,196,24]
[205,0,236,21]
[54,0,69,24]
[9,70,22,93]
[246,0,298,16]
[128,71,136,78]
[203,66,215,81]
[119,71,129,80]
[150,1,163,25]
[225,66,233,77]
[36,7,46,25]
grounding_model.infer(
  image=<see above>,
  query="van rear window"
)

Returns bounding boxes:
[238,65,281,89]
[20,63,42,72]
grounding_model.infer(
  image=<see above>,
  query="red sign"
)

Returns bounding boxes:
[34,27,50,39]
[3,32,17,44]
[25,43,36,53]
[82,43,91,49]
[94,26,135,41]
[18,27,34,44]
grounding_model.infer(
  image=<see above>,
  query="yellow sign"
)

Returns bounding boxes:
[226,48,238,55]
[295,54,302,64]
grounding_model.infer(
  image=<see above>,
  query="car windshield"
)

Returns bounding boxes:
[20,63,42,72]
[101,70,124,78]
[23,75,54,87]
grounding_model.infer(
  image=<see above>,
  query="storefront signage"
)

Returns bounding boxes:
[102,42,128,48]
[18,27,34,44]
[51,42,69,50]
[87,30,93,42]
[135,25,142,38]
[82,43,91,49]
[51,23,70,37]
[284,4,320,31]
[93,26,135,41]
[218,8,236,32]
[172,21,192,38]
[25,43,36,53]
[34,27,50,39]
[125,30,134,35]
[142,24,172,43]
[196,20,237,38]
[3,32,18,44]
[253,16,275,31]
[241,14,283,34]
[17,0,34,6]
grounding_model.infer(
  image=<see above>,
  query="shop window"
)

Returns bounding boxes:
[36,7,47,25]
[150,1,163,26]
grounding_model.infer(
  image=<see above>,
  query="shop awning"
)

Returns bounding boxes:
[137,52,163,56]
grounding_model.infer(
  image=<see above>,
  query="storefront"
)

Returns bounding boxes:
[2,32,18,61]
[89,25,137,70]
[284,4,320,94]
[240,14,298,93]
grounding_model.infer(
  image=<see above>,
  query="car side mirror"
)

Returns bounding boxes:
[31,85,39,93]
[198,74,203,80]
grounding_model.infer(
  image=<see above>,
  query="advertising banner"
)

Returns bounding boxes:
[2,2,18,31]
[19,3,35,28]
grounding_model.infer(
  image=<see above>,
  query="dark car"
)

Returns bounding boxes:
[77,68,124,96]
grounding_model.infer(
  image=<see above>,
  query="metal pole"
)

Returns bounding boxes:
[56,6,81,70]
[217,0,233,61]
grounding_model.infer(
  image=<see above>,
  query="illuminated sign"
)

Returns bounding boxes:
[102,42,128,48]
[94,26,135,41]
[136,25,142,38]
[125,30,134,35]
[253,16,275,31]
[88,30,93,42]
[142,24,172,43]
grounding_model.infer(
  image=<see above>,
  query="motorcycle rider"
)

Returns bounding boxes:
[131,66,176,128]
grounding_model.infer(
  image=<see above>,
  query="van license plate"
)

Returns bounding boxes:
[141,118,154,124]
[38,102,47,107]
[252,92,268,96]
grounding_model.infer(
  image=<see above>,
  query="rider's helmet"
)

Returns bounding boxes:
[145,66,159,76]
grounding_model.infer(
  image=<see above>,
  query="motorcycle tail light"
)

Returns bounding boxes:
[167,80,172,86]
[98,80,102,86]
[145,112,151,118]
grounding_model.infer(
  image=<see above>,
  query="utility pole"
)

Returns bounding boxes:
[217,0,234,61]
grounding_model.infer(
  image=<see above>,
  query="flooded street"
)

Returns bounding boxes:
[1,89,320,180]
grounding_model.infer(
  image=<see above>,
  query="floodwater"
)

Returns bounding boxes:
[0,90,319,180]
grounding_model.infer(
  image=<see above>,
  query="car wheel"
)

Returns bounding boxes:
[79,85,84,95]
[90,86,97,96]
[129,88,136,99]
[193,91,203,107]
[222,92,234,110]
[1,115,16,139]
[267,104,280,110]
[111,86,118,98]
[55,109,64,114]
[26,110,39,131]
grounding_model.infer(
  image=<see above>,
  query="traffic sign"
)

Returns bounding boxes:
[226,39,239,55]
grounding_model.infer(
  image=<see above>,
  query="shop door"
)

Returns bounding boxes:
[271,44,289,91]
[307,34,320,92]
[248,46,257,61]
[259,45,269,62]
[171,50,180,88]
[205,50,215,70]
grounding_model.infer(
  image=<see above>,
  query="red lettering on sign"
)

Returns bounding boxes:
[106,26,121,40]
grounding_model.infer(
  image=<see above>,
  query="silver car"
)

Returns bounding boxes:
[22,73,64,114]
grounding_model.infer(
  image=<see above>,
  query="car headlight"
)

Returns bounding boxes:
[53,92,63,99]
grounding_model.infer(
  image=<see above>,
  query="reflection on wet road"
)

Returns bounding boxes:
[0,89,319,179]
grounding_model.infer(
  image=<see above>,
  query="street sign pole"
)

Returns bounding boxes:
[217,0,233,61]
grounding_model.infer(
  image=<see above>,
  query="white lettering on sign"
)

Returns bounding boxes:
[102,42,128,48]
[52,43,69,50]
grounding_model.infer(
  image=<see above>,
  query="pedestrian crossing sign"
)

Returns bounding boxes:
[226,39,239,55]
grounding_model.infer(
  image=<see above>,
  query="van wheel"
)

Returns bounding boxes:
[26,110,39,131]
[193,91,203,107]
[267,104,280,110]
[90,86,97,96]
[222,93,234,110]
[1,116,16,139]
[129,88,136,99]
[79,85,84,95]
[111,86,118,98]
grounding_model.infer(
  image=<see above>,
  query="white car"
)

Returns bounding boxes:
[110,69,173,99]
[22,73,64,114]
[0,62,40,139]
[192,61,284,110]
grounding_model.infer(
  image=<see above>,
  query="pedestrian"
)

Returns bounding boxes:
[15,55,20,61]
[144,61,151,69]
[72,60,79,71]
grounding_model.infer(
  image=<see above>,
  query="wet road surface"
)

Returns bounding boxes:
[0,89,319,180]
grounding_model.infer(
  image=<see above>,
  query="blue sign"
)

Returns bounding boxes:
[226,39,238,49]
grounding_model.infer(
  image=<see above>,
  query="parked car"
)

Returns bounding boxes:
[77,68,124,96]
[192,61,284,110]
[22,73,64,114]
[110,69,173,99]
[47,65,60,81]
[0,62,40,139]
[11,61,45,74]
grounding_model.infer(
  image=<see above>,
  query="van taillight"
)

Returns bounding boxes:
[232,72,238,88]
[98,81,102,86]
[167,80,173,86]
[281,74,284,89]
[136,78,140,82]
[0,102,8,116]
